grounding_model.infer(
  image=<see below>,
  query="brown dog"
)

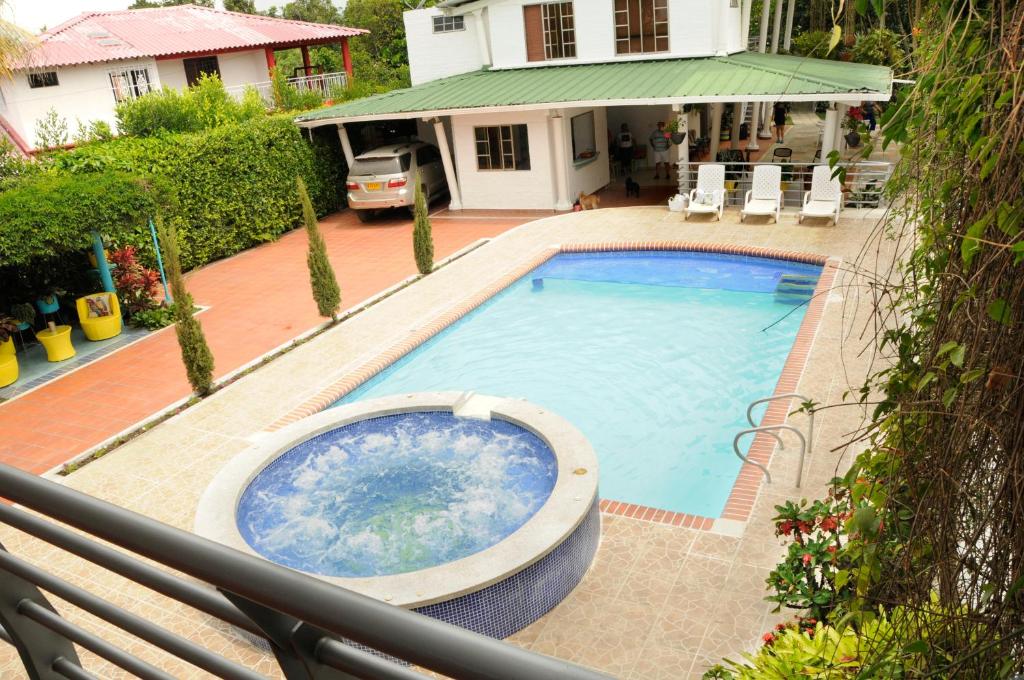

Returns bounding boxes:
[578,191,600,210]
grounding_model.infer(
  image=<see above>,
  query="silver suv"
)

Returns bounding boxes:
[345,142,448,222]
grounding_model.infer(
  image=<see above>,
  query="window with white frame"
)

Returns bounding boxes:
[570,111,596,161]
[542,3,575,59]
[474,125,531,171]
[614,0,669,55]
[432,15,465,32]
[108,66,153,103]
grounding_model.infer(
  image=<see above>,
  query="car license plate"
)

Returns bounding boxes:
[366,182,381,191]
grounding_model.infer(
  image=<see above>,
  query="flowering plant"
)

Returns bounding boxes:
[109,246,161,317]
[765,492,853,621]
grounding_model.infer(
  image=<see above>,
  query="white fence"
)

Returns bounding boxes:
[678,161,894,209]
[225,71,348,106]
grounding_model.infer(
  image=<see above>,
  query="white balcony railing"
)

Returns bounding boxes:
[225,71,348,106]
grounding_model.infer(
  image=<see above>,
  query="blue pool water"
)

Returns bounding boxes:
[237,412,557,577]
[339,251,821,518]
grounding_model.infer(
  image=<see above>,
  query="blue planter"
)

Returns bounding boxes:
[36,297,60,314]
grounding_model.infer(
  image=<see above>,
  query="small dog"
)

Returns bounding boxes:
[578,191,601,210]
[625,177,640,198]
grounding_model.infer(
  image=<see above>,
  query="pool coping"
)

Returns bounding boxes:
[195,391,599,608]
[266,241,839,532]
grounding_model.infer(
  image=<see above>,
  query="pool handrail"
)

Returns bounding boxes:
[733,424,808,488]
[746,392,814,459]
[0,462,610,680]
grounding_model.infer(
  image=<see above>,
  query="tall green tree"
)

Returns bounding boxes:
[341,0,407,70]
[412,173,433,276]
[223,0,257,13]
[157,217,215,395]
[128,0,213,8]
[282,0,342,23]
[298,176,341,320]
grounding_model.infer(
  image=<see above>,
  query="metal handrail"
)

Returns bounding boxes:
[0,462,609,680]
[733,424,808,488]
[747,392,814,459]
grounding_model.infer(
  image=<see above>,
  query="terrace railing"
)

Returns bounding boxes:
[0,462,608,680]
[678,160,894,210]
[226,71,348,106]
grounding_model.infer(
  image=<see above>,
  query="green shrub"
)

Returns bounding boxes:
[298,176,341,320]
[158,217,214,395]
[128,304,177,330]
[0,172,164,267]
[34,108,69,149]
[412,174,433,275]
[270,67,326,111]
[852,28,905,67]
[789,30,839,60]
[115,74,265,137]
[50,116,337,270]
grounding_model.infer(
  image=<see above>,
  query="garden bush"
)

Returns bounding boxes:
[851,28,905,67]
[789,30,840,59]
[115,74,266,137]
[49,115,342,270]
[297,176,341,320]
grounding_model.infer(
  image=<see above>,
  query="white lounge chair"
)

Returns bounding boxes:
[684,164,726,221]
[740,165,783,223]
[798,165,843,225]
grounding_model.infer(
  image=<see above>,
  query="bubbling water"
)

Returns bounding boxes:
[237,412,558,577]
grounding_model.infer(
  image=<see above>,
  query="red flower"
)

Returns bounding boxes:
[774,622,787,632]
[818,515,839,532]
[802,553,813,566]
[797,520,813,534]
[777,520,793,535]
[762,632,776,645]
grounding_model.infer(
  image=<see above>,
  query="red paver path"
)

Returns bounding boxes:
[0,209,528,474]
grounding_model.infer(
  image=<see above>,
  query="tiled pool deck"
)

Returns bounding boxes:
[0,206,893,679]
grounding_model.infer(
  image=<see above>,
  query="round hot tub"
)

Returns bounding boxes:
[195,392,599,638]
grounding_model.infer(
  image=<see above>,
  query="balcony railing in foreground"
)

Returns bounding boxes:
[226,71,348,106]
[677,160,893,210]
[0,463,608,680]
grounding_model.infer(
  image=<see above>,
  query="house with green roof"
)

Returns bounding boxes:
[296,0,892,213]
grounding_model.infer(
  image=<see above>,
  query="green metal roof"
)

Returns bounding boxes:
[297,52,892,124]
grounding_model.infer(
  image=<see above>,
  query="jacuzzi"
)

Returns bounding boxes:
[195,392,600,638]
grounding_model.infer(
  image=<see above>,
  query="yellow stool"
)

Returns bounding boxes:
[0,337,14,356]
[36,325,76,362]
[0,354,16,387]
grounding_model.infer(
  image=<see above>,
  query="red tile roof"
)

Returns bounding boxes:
[21,4,367,69]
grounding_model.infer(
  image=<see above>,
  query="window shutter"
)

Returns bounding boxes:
[523,5,545,62]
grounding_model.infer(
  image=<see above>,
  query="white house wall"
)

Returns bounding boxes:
[0,59,160,148]
[560,107,609,200]
[405,8,487,86]
[451,110,555,210]
[157,50,268,92]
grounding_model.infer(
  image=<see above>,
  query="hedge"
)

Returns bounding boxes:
[0,172,163,267]
[44,115,344,270]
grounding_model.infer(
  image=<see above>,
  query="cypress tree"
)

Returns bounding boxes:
[412,173,434,276]
[157,217,215,395]
[298,176,341,320]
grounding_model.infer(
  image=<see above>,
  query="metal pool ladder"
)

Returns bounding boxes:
[732,393,815,488]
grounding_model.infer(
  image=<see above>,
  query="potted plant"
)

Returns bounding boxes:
[665,118,686,145]
[843,109,864,148]
[10,303,35,333]
[780,163,794,192]
[35,285,66,315]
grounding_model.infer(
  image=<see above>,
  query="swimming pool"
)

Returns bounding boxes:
[338,251,822,519]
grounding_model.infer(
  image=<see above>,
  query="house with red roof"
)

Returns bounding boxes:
[0,4,366,153]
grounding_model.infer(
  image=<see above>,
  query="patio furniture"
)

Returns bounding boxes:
[76,293,122,341]
[0,354,16,388]
[631,145,647,172]
[798,165,844,225]
[740,165,783,223]
[771,146,793,163]
[684,164,726,221]
[36,325,76,362]
[0,337,13,356]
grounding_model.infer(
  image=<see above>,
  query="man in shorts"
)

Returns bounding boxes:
[649,121,671,180]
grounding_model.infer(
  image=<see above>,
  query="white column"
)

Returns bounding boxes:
[759,102,772,138]
[741,0,754,48]
[783,0,797,51]
[746,100,761,151]
[549,112,571,211]
[674,104,690,194]
[730,102,743,150]
[821,106,839,158]
[431,117,463,210]
[771,0,784,53]
[709,103,723,160]
[834,103,849,153]
[757,0,770,52]
[336,124,355,167]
